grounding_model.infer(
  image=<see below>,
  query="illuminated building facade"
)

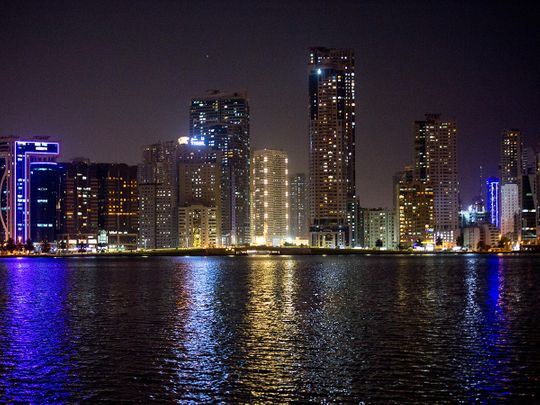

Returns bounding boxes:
[397,166,435,247]
[138,141,178,249]
[30,162,60,242]
[486,177,500,228]
[500,129,522,185]
[358,207,396,249]
[57,159,99,246]
[414,114,459,245]
[521,173,537,241]
[289,173,309,240]
[189,91,250,245]
[250,149,289,246]
[177,142,221,248]
[308,47,356,248]
[94,163,139,250]
[499,129,522,242]
[500,183,519,239]
[0,136,60,243]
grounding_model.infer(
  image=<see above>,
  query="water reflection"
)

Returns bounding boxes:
[0,255,538,402]
[0,259,76,402]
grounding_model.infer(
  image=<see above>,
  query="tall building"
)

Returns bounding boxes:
[0,136,60,243]
[397,167,435,248]
[499,129,522,242]
[94,163,139,250]
[289,173,309,240]
[308,47,356,248]
[500,183,520,239]
[486,177,501,228]
[250,149,289,246]
[500,129,522,185]
[138,141,178,249]
[521,173,537,242]
[177,142,221,248]
[414,114,459,245]
[30,162,60,242]
[358,208,396,249]
[189,91,250,245]
[57,159,99,245]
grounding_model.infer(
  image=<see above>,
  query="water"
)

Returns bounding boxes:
[0,255,539,403]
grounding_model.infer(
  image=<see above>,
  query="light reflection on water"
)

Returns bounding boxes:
[0,255,539,402]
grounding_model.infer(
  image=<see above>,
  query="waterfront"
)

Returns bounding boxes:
[0,255,539,402]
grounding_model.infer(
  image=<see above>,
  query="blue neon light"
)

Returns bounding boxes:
[13,141,59,242]
[486,177,500,228]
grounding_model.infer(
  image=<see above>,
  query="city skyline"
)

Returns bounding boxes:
[1,1,539,208]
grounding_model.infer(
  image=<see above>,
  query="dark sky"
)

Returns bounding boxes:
[1,1,539,207]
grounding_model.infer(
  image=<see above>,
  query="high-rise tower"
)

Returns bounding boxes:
[413,114,459,245]
[0,136,60,243]
[499,129,522,242]
[500,129,522,185]
[289,173,308,240]
[137,141,178,249]
[189,91,250,245]
[250,149,289,246]
[308,47,356,248]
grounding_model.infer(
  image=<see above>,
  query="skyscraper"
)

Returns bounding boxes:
[0,136,60,243]
[414,114,459,245]
[521,173,537,242]
[138,141,178,249]
[499,129,522,242]
[308,47,356,248]
[177,142,221,248]
[30,162,60,243]
[397,166,435,248]
[500,129,522,185]
[289,173,308,240]
[250,149,289,246]
[486,177,501,228]
[57,159,99,246]
[500,183,520,239]
[94,163,139,250]
[189,91,250,245]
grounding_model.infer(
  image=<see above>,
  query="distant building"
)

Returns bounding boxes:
[289,173,308,240]
[177,142,221,248]
[308,47,356,248]
[462,227,481,251]
[57,159,99,248]
[462,223,499,251]
[189,91,250,245]
[500,183,520,239]
[94,163,139,250]
[414,114,459,245]
[358,208,396,249]
[397,166,435,248]
[250,149,289,246]
[499,129,522,243]
[500,129,522,185]
[521,173,537,242]
[0,136,60,243]
[30,162,60,243]
[486,177,501,228]
[138,141,178,249]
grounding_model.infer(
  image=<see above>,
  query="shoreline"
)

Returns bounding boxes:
[1,246,538,259]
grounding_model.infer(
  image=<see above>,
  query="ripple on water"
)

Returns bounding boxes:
[0,255,539,402]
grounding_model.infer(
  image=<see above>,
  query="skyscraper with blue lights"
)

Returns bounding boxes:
[0,136,60,243]
[486,177,500,229]
[30,162,60,242]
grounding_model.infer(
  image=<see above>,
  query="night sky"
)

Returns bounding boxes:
[1,1,539,207]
